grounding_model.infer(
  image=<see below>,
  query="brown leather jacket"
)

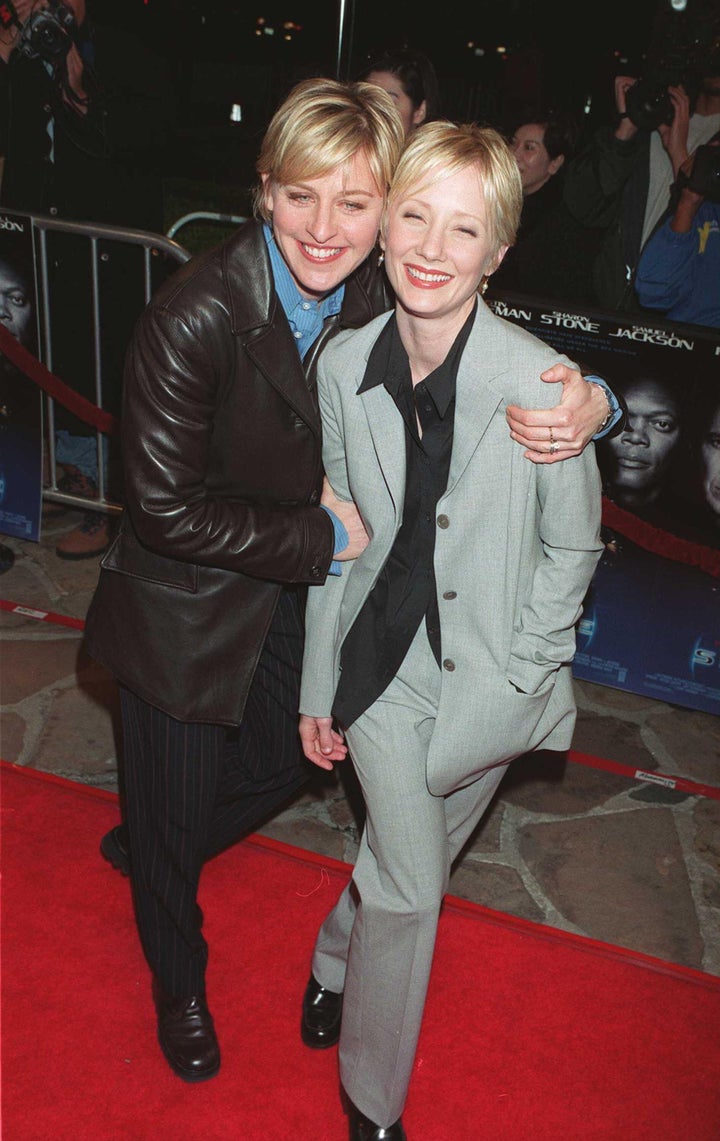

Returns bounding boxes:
[83,219,390,725]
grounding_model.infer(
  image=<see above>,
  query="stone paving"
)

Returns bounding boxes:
[2,510,719,977]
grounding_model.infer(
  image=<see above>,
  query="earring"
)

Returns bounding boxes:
[479,276,489,295]
[378,251,385,267]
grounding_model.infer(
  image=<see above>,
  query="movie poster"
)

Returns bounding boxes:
[487,291,720,716]
[0,210,43,542]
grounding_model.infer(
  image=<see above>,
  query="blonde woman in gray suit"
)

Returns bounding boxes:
[298,121,604,1141]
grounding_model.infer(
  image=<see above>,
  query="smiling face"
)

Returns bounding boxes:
[262,152,385,300]
[510,123,564,195]
[383,166,506,330]
[701,405,720,518]
[605,377,681,507]
[382,164,507,330]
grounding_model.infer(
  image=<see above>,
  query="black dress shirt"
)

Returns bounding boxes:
[332,305,475,730]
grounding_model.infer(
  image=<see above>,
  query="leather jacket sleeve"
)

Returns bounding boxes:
[121,304,334,585]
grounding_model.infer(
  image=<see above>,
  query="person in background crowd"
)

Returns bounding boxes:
[0,0,173,558]
[489,106,603,304]
[634,135,720,329]
[82,75,617,1092]
[562,50,720,312]
[298,119,603,1141]
[357,45,441,137]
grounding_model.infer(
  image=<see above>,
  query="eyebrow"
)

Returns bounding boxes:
[401,197,484,223]
[284,181,380,197]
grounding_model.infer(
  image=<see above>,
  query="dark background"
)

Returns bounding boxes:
[89,0,688,179]
[4,0,716,222]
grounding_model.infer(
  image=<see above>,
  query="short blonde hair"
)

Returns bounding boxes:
[253,78,405,221]
[385,120,523,259]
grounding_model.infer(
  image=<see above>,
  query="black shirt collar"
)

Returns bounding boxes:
[358,302,477,418]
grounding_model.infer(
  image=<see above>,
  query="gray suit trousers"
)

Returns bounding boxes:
[311,624,508,1126]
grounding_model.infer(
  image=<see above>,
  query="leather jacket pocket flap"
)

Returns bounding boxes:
[101,527,199,593]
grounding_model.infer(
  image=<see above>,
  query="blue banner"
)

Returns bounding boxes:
[487,290,720,715]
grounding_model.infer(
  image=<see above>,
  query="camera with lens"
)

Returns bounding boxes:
[624,3,720,130]
[16,1,77,66]
[625,79,676,131]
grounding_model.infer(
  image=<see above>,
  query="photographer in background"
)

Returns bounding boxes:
[0,0,173,558]
[0,0,170,230]
[634,135,720,328]
[562,17,720,312]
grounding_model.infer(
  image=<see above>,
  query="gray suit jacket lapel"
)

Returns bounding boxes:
[447,311,506,494]
[360,382,406,513]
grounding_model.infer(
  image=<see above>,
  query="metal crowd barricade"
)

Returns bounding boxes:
[165,211,247,242]
[29,214,191,517]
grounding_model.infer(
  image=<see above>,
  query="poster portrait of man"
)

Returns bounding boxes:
[0,210,43,542]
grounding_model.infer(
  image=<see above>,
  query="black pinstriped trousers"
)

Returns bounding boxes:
[118,587,310,997]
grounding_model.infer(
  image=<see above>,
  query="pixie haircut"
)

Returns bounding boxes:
[253,78,405,222]
[384,120,523,258]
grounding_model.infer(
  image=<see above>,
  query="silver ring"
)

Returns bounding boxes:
[549,441,559,454]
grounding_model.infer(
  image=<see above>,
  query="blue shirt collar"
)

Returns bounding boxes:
[263,223,344,359]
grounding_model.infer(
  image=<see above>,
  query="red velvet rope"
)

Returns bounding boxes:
[3,322,719,576]
[0,323,119,436]
[601,497,720,579]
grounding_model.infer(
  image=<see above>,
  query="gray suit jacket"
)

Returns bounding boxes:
[300,301,603,795]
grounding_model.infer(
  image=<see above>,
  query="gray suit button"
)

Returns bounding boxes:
[311,566,322,578]
[437,514,449,529]
[443,659,455,672]
[442,590,457,600]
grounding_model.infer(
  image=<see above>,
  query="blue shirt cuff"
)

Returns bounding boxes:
[320,504,348,576]
[585,375,622,439]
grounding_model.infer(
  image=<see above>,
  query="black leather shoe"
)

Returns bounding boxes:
[348,1101,407,1140]
[100,824,130,876]
[301,973,343,1048]
[153,980,220,1083]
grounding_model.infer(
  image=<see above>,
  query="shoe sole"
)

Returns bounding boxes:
[99,832,130,876]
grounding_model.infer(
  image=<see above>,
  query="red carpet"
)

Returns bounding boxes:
[3,762,720,1141]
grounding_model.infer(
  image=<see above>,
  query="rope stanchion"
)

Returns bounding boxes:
[0,323,119,436]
